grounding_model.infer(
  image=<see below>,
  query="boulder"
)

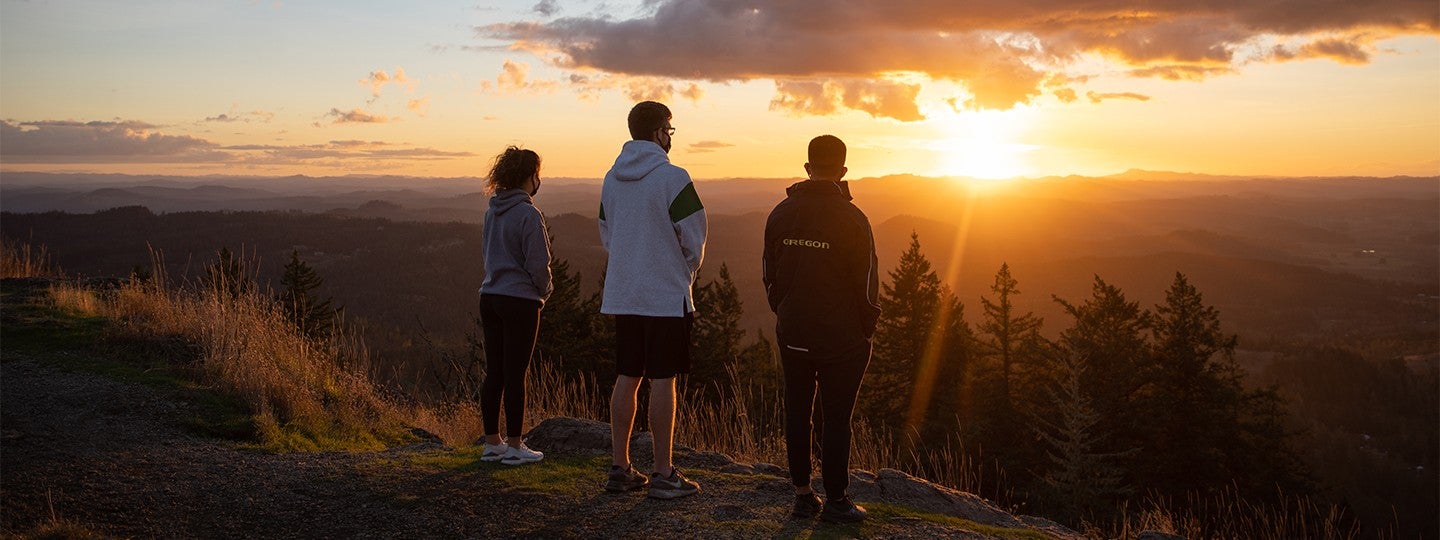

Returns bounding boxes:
[524,417,612,454]
[871,468,1022,528]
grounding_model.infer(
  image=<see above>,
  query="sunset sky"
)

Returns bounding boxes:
[2,0,1437,180]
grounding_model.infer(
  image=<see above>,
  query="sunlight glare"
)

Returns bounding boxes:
[931,108,1037,181]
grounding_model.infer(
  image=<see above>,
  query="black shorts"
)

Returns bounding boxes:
[614,313,693,379]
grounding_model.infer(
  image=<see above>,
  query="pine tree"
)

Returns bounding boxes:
[277,250,336,341]
[1140,272,1302,499]
[536,257,606,373]
[1052,276,1151,455]
[1033,354,1137,524]
[866,233,943,431]
[691,264,747,397]
[926,290,975,440]
[974,263,1047,467]
[864,232,973,444]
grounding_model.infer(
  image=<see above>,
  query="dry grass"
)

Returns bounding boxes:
[1,238,58,278]
[49,265,410,452]
[1100,488,1371,540]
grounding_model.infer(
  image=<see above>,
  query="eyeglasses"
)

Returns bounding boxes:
[659,126,676,136]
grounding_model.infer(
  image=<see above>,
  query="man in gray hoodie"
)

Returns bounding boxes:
[599,101,707,499]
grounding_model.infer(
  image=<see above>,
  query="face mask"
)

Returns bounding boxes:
[530,176,541,196]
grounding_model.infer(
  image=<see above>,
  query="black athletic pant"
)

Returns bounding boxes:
[781,344,871,498]
[479,293,542,438]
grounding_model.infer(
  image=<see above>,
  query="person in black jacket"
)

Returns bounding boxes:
[763,134,881,523]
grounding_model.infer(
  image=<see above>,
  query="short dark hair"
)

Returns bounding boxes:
[808,135,846,175]
[486,146,540,192]
[628,101,672,140]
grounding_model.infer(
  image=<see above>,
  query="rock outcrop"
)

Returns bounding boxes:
[525,417,1084,539]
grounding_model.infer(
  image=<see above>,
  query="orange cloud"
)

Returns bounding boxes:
[1087,91,1152,104]
[407,96,431,117]
[561,72,705,104]
[770,79,924,121]
[204,107,275,123]
[480,0,1438,118]
[321,108,394,125]
[361,68,416,101]
[687,140,734,153]
[481,60,559,93]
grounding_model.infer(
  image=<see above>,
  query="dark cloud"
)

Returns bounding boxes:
[0,120,226,163]
[0,119,471,166]
[1271,36,1374,64]
[480,0,1438,118]
[533,0,559,16]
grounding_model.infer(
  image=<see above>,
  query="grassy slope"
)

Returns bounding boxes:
[0,281,255,441]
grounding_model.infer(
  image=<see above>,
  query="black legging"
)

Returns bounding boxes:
[781,344,870,498]
[479,293,542,438]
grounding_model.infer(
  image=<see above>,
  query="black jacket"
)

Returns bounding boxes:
[763,180,881,357]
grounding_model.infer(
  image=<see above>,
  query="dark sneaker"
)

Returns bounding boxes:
[605,465,649,492]
[820,496,867,523]
[646,467,700,499]
[791,492,822,519]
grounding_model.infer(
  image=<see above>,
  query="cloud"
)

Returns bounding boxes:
[480,59,559,93]
[480,0,1438,118]
[770,79,924,121]
[360,68,416,100]
[1126,64,1235,81]
[0,120,227,163]
[321,108,394,125]
[1270,36,1374,64]
[204,108,275,123]
[688,140,734,153]
[558,71,703,103]
[407,96,431,117]
[0,119,476,168]
[533,0,558,16]
[1086,91,1152,104]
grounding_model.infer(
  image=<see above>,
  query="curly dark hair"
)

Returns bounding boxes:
[486,146,541,193]
[627,101,671,141]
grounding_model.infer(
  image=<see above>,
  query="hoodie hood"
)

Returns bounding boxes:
[785,180,853,200]
[609,140,670,182]
[489,188,533,216]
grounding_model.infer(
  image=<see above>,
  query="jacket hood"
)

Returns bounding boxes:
[489,188,533,216]
[609,140,671,182]
[785,180,853,200]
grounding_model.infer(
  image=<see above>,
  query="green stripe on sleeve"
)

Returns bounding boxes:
[599,202,605,221]
[668,183,703,223]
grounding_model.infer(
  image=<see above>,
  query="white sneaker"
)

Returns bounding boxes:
[501,443,544,465]
[481,441,508,462]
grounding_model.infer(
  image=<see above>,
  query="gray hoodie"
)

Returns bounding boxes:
[599,140,707,317]
[480,188,552,303]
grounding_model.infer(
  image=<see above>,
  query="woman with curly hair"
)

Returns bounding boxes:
[476,146,551,465]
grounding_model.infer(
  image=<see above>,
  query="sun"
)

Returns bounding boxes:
[931,108,1036,181]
